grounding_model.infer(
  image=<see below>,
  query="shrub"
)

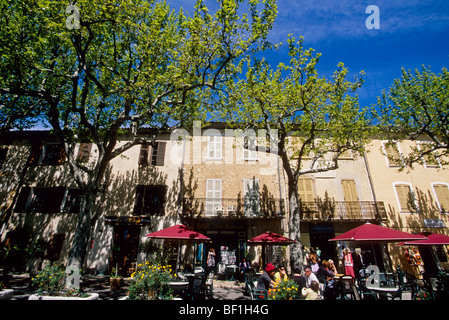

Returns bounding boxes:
[128,262,174,300]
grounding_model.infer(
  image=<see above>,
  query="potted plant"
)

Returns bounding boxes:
[0,280,14,300]
[110,266,123,290]
[29,264,98,300]
[127,261,174,300]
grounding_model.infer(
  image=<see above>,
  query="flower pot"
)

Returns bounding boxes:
[28,293,99,300]
[0,289,14,300]
[110,277,123,290]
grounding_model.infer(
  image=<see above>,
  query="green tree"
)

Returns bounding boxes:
[0,0,277,267]
[377,66,449,168]
[223,36,374,269]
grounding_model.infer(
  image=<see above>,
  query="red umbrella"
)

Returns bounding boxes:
[146,225,210,270]
[145,224,210,241]
[329,222,427,242]
[248,231,296,245]
[397,232,449,246]
[248,232,296,269]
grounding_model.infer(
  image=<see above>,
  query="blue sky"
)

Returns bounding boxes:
[172,0,449,109]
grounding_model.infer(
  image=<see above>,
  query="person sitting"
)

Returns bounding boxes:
[274,265,288,283]
[256,263,276,290]
[304,265,319,288]
[317,260,334,281]
[301,281,321,300]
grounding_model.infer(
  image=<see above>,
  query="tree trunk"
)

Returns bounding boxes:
[288,182,303,272]
[67,188,96,268]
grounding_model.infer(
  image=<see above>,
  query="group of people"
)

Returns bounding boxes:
[255,263,323,300]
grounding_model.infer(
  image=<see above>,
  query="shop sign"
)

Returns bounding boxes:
[105,216,151,225]
[309,224,334,233]
[424,219,445,228]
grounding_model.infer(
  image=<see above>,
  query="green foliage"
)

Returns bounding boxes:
[378,66,449,168]
[128,261,174,300]
[0,0,278,266]
[268,279,299,300]
[31,265,66,296]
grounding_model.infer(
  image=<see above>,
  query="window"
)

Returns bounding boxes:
[133,185,167,216]
[62,189,84,213]
[76,143,92,163]
[14,186,66,213]
[206,133,222,160]
[0,147,8,169]
[417,142,440,168]
[138,142,166,166]
[394,183,417,213]
[432,183,449,213]
[205,179,222,215]
[382,141,403,167]
[243,132,257,160]
[243,178,259,216]
[298,178,314,202]
[29,143,66,166]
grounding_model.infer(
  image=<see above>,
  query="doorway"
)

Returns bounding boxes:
[111,225,141,276]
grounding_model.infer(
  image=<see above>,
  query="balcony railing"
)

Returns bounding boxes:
[299,201,387,221]
[182,197,284,218]
[181,198,386,221]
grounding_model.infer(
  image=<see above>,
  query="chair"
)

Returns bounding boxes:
[215,206,224,216]
[338,275,358,300]
[318,277,327,299]
[254,288,268,300]
[226,206,236,217]
[205,272,214,299]
[192,274,206,300]
[357,278,378,300]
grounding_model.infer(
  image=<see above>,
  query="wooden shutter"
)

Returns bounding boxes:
[342,179,359,202]
[298,178,314,202]
[152,142,166,166]
[434,184,449,212]
[384,142,402,166]
[206,179,221,215]
[395,184,415,212]
[76,143,92,163]
[139,143,151,166]
[133,185,144,215]
[28,143,43,165]
[14,187,32,212]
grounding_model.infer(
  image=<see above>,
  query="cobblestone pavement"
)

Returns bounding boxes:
[5,272,251,300]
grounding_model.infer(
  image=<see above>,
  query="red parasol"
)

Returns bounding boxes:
[145,225,210,270]
[248,231,296,245]
[329,222,427,242]
[145,224,210,241]
[248,232,296,269]
[397,232,449,246]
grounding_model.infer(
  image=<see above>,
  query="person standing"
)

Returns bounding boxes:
[206,248,216,274]
[343,248,355,278]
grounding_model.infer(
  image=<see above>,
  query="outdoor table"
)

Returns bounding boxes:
[226,265,237,281]
[365,285,400,299]
[169,281,189,291]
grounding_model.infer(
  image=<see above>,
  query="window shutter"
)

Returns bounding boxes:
[14,187,32,212]
[298,178,314,202]
[28,144,43,165]
[76,143,92,163]
[133,185,144,215]
[342,179,359,202]
[139,143,151,166]
[151,142,167,166]
[384,143,402,166]
[434,184,449,212]
[395,184,415,212]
